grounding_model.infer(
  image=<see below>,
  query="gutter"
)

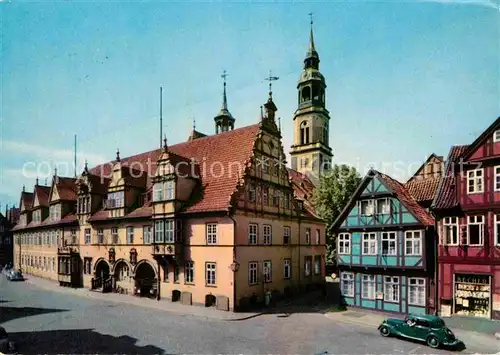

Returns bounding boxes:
[228,211,237,312]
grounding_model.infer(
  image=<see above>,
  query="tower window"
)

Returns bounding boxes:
[300,121,310,145]
[312,85,320,101]
[301,86,311,103]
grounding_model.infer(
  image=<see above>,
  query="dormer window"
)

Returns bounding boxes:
[360,200,374,216]
[33,209,41,223]
[107,191,124,208]
[50,205,60,221]
[494,130,500,142]
[153,181,175,202]
[376,198,390,215]
[77,196,91,214]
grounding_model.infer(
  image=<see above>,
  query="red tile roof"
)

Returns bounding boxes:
[20,191,34,211]
[90,124,260,214]
[405,177,441,203]
[287,168,319,218]
[431,145,469,210]
[54,177,77,201]
[377,171,434,226]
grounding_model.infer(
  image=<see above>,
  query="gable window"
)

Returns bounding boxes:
[341,272,354,297]
[381,232,397,255]
[165,220,174,243]
[284,193,290,209]
[467,215,484,245]
[262,186,269,205]
[283,259,291,279]
[495,215,500,245]
[154,220,164,243]
[338,233,351,254]
[97,229,104,244]
[362,233,377,255]
[50,205,60,221]
[107,191,124,208]
[248,184,256,202]
[443,217,459,245]
[361,274,376,300]
[384,276,399,302]
[405,230,422,255]
[205,262,216,286]
[185,261,194,284]
[248,223,258,245]
[408,278,426,306]
[467,169,483,194]
[262,157,269,174]
[143,226,152,244]
[263,260,272,283]
[305,228,311,245]
[376,198,390,215]
[263,225,272,245]
[495,167,500,192]
[164,181,175,200]
[248,262,258,285]
[283,226,291,245]
[126,227,134,244]
[153,183,163,202]
[494,130,500,142]
[272,191,280,207]
[206,223,218,245]
[70,229,77,245]
[85,229,91,245]
[360,200,374,216]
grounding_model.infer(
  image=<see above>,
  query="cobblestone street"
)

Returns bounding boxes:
[1,277,499,354]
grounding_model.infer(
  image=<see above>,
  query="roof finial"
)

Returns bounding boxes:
[221,70,228,111]
[260,106,264,120]
[22,185,25,192]
[45,177,48,185]
[54,167,58,177]
[35,177,39,186]
[278,116,281,132]
[308,12,316,54]
[163,134,168,152]
[116,148,120,162]
[84,159,89,173]
[192,117,196,130]
[264,70,279,99]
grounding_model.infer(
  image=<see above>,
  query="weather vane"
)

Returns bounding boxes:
[309,12,313,25]
[221,70,228,86]
[264,70,279,95]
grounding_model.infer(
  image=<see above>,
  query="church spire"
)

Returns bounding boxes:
[304,12,320,69]
[214,70,235,134]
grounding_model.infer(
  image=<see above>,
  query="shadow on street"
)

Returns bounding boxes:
[0,306,68,323]
[9,329,168,354]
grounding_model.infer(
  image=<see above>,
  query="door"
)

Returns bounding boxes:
[413,319,431,340]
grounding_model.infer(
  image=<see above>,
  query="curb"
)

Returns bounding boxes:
[22,277,261,321]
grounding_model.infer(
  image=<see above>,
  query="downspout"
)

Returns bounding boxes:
[228,212,237,311]
[431,210,439,316]
[298,211,301,292]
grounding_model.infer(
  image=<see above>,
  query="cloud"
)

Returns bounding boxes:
[418,0,500,10]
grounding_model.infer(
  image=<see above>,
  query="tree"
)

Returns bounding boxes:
[312,164,361,266]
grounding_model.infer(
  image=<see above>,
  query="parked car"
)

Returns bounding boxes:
[0,326,16,354]
[378,314,463,349]
[7,271,24,282]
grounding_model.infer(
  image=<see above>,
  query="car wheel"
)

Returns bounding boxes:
[426,336,440,348]
[379,326,391,337]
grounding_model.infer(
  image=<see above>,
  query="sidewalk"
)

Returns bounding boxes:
[23,275,264,321]
[325,309,500,344]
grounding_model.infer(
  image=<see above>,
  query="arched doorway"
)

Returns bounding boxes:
[134,261,157,298]
[113,259,132,294]
[94,258,110,280]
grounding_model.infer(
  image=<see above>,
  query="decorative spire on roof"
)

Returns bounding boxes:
[22,185,25,192]
[192,117,196,130]
[163,134,168,152]
[83,159,89,174]
[304,12,320,70]
[214,70,235,134]
[263,70,279,122]
[35,177,39,186]
[116,148,121,162]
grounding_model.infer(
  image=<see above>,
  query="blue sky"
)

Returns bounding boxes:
[1,0,499,208]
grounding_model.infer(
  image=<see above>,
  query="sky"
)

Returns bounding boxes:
[1,0,499,209]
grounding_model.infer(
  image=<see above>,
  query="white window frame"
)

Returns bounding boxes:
[248,184,256,202]
[495,166,500,192]
[143,226,152,244]
[383,276,399,303]
[362,232,377,255]
[315,229,320,245]
[126,227,134,244]
[283,226,291,245]
[341,272,354,297]
[153,183,163,202]
[361,274,376,300]
[205,262,216,286]
[248,262,258,285]
[305,228,311,244]
[154,220,164,243]
[338,233,351,254]
[467,215,484,246]
[359,200,374,216]
[467,169,484,194]
[85,229,91,245]
[97,229,104,244]
[376,198,391,215]
[408,277,426,306]
[185,261,194,283]
[263,260,272,283]
[248,223,258,245]
[443,217,459,245]
[495,214,500,246]
[314,256,321,275]
[164,180,175,200]
[494,129,500,142]
[405,230,422,256]
[304,258,311,276]
[381,232,397,255]
[165,220,174,243]
[206,223,218,245]
[263,225,272,245]
[284,259,291,279]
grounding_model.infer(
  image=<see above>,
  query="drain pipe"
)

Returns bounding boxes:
[228,212,237,311]
[431,211,439,316]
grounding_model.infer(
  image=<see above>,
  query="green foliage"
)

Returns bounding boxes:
[312,164,361,265]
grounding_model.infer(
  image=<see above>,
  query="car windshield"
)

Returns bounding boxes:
[12,272,22,277]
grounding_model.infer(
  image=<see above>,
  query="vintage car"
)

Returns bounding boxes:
[378,314,463,349]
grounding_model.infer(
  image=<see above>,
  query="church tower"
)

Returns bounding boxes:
[214,70,235,134]
[289,16,333,179]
